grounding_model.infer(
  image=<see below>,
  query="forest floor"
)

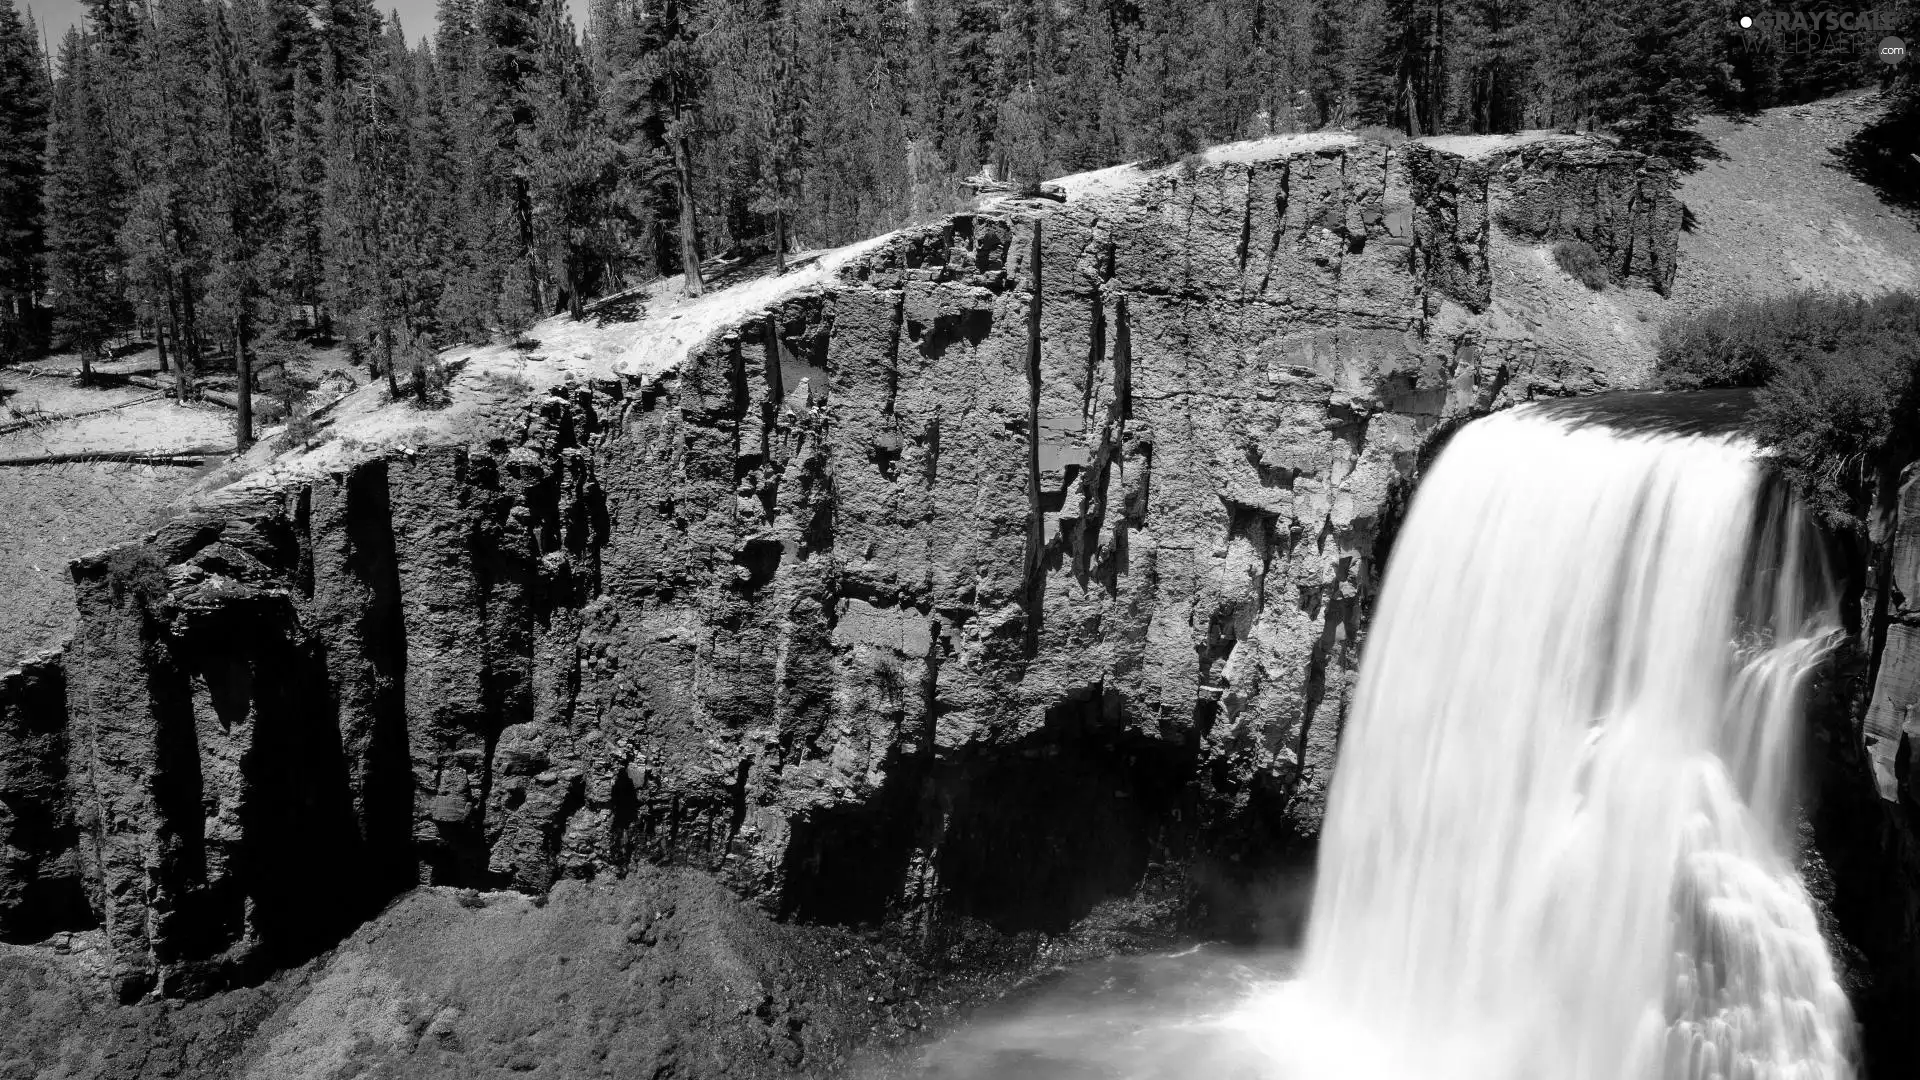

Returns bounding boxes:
[0,344,369,667]
[0,368,230,665]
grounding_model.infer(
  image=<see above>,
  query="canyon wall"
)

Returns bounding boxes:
[0,137,1680,1001]
[1816,460,1920,1072]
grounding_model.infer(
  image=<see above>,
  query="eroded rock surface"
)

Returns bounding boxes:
[1817,460,1920,1073]
[3,139,1674,1002]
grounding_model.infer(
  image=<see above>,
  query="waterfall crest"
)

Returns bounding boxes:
[1250,407,1855,1080]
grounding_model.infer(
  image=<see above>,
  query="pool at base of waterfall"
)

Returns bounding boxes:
[880,949,1506,1080]
[883,946,1294,1080]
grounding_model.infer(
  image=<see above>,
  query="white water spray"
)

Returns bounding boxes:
[1230,407,1856,1080]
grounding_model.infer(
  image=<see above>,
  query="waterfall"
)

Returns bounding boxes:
[1230,406,1856,1080]
[896,405,1860,1080]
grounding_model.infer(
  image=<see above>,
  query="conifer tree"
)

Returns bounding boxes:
[1122,0,1206,161]
[1452,0,1530,133]
[1591,0,1719,164]
[529,0,614,312]
[45,27,126,382]
[602,0,706,294]
[701,0,805,267]
[0,0,50,359]
[207,0,276,447]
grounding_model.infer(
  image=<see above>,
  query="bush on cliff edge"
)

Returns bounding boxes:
[1655,290,1920,533]
[1552,240,1609,290]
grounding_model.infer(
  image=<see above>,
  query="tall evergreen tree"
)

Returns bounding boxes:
[1452,0,1529,133]
[603,0,706,294]
[0,0,50,359]
[1122,0,1206,160]
[1591,0,1720,164]
[207,0,277,446]
[45,27,126,382]
[528,0,614,311]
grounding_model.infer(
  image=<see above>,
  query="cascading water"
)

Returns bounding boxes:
[1231,406,1855,1080]
[897,405,1857,1080]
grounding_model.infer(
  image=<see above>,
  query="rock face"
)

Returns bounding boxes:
[1489,143,1681,292]
[1817,460,1920,1073]
[0,652,84,943]
[1862,465,1920,802]
[1,137,1674,1001]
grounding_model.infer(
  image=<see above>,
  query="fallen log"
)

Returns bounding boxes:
[0,392,166,436]
[0,446,226,467]
[122,375,240,411]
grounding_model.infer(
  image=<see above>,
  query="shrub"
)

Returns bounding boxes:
[1654,289,1920,532]
[1552,240,1609,290]
[1356,125,1408,146]
[480,369,534,397]
[272,409,318,454]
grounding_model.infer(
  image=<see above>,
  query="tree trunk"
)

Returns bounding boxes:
[179,279,202,400]
[167,295,192,403]
[408,326,430,403]
[774,206,787,275]
[78,348,94,386]
[156,325,169,374]
[233,317,253,451]
[382,324,400,399]
[674,132,703,298]
[517,175,543,317]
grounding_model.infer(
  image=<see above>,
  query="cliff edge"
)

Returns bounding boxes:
[0,133,1683,1005]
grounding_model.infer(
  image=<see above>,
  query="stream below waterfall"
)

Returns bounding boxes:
[885,405,1859,1080]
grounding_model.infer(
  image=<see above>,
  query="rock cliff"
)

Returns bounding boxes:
[2,134,1679,1003]
[1816,460,1920,1072]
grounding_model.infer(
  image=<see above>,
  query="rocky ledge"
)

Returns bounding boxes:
[2,134,1680,1007]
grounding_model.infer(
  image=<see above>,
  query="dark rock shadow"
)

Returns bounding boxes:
[1531,388,1757,438]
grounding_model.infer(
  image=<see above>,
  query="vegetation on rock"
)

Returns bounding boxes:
[1655,290,1920,532]
[1551,239,1607,290]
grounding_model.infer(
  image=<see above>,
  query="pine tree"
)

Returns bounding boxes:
[0,0,50,360]
[117,0,231,400]
[602,0,707,294]
[478,0,550,311]
[206,0,277,447]
[1592,0,1720,165]
[1452,0,1529,133]
[1122,0,1206,161]
[1046,0,1125,169]
[45,28,127,382]
[988,0,1058,188]
[529,0,614,312]
[701,0,806,267]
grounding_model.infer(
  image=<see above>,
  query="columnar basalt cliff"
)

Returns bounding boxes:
[2,136,1682,1001]
[1816,460,1920,1072]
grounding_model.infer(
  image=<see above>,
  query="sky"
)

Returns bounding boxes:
[26,0,592,52]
